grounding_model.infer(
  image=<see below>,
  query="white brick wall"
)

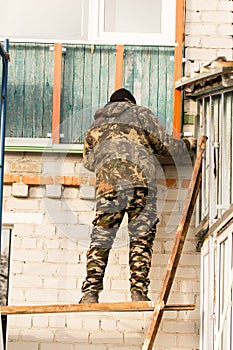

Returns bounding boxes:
[185,0,233,75]
[183,0,233,135]
[2,152,200,349]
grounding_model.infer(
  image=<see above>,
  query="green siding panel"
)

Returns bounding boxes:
[124,46,175,134]
[60,45,116,143]
[6,43,175,142]
[7,43,53,138]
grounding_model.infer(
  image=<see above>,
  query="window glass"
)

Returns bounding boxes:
[96,0,175,45]
[104,0,162,33]
[0,0,86,41]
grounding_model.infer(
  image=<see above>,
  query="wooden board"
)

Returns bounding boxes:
[0,302,195,316]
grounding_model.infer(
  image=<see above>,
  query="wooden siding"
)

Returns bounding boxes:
[7,43,54,138]
[60,45,116,143]
[123,46,174,133]
[6,43,175,142]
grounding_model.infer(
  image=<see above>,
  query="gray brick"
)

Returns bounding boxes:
[12,182,28,198]
[46,185,62,198]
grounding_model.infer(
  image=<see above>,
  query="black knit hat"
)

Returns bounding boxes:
[110,88,136,104]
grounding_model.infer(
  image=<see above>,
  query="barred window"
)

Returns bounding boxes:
[196,90,233,225]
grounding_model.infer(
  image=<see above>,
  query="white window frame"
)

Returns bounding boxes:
[1,0,176,45]
[196,89,233,226]
[215,227,233,350]
[89,0,176,46]
[200,237,215,350]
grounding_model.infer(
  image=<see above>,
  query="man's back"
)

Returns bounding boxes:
[83,101,162,194]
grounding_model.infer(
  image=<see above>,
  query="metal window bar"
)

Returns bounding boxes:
[222,92,233,210]
[200,97,210,221]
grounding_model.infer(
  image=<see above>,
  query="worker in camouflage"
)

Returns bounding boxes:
[79,88,191,304]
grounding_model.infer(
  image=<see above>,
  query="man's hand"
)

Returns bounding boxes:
[183,137,197,153]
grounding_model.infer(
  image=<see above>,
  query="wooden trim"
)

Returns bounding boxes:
[0,303,195,315]
[173,0,185,139]
[52,43,63,144]
[115,45,124,90]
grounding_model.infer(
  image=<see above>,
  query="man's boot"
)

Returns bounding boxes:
[79,292,99,304]
[131,291,151,302]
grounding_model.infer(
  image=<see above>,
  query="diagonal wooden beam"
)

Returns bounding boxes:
[142,135,207,350]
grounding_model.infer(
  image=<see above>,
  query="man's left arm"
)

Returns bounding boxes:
[83,132,96,172]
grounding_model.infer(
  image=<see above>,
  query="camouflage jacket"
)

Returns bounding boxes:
[83,101,190,195]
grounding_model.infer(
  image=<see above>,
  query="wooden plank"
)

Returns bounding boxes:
[70,44,83,143]
[115,45,124,90]
[108,46,117,96]
[23,43,35,137]
[43,44,54,138]
[173,0,185,139]
[166,47,176,134]
[123,46,135,93]
[82,45,93,139]
[34,44,45,138]
[142,135,207,350]
[141,46,150,108]
[52,43,62,144]
[158,47,168,127]
[0,303,195,316]
[73,44,85,143]
[60,44,73,143]
[148,46,159,116]
[9,43,26,137]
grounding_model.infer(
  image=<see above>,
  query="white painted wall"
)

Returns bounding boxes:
[185,0,233,74]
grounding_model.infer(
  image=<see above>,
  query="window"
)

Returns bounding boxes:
[0,0,88,42]
[0,0,176,45]
[215,227,233,350]
[196,90,233,225]
[0,228,12,306]
[200,223,233,350]
[91,0,176,45]
[200,237,214,350]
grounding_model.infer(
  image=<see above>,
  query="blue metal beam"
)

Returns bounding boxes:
[0,38,9,350]
[0,39,9,253]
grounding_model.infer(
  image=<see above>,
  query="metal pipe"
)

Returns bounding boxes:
[0,39,9,254]
[0,39,9,350]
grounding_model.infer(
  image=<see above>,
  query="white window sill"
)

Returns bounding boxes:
[4,138,84,153]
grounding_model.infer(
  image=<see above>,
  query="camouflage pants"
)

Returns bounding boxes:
[81,187,158,295]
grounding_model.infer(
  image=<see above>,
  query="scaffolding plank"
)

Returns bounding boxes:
[142,135,207,350]
[0,303,195,315]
